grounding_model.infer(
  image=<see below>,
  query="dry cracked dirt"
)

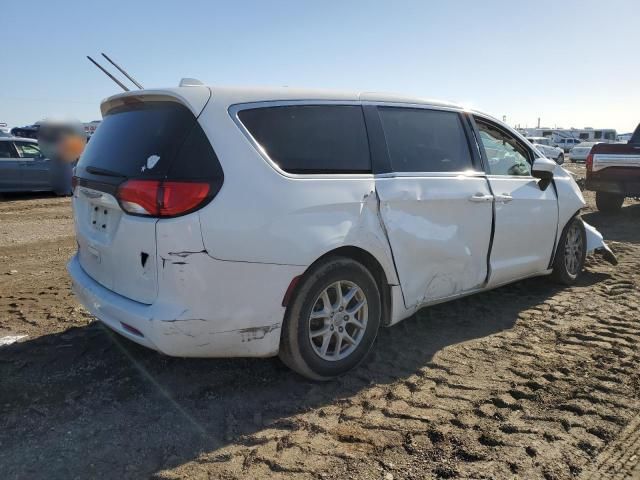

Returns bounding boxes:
[1,163,639,479]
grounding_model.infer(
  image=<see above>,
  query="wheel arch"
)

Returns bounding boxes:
[548,208,582,268]
[286,245,394,326]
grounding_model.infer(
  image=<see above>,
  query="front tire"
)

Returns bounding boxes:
[279,257,381,380]
[595,191,624,213]
[551,217,586,285]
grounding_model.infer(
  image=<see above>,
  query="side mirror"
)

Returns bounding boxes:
[532,157,556,190]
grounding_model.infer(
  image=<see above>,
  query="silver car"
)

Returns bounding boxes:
[0,137,67,194]
[526,137,565,164]
[569,142,598,162]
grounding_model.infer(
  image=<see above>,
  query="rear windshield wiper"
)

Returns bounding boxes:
[85,166,126,178]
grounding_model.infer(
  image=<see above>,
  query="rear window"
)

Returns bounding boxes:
[78,101,221,181]
[377,107,473,172]
[238,105,371,174]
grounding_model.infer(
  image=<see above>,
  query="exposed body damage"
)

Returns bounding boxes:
[67,85,617,364]
[584,221,618,264]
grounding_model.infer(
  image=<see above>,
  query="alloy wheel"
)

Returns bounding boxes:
[308,280,368,361]
[564,222,584,275]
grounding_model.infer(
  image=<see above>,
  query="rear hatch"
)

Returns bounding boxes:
[73,88,222,304]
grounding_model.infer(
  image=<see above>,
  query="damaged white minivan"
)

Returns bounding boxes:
[68,85,616,380]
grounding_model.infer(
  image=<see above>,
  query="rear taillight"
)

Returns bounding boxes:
[71,175,79,193]
[117,179,212,217]
[586,153,593,173]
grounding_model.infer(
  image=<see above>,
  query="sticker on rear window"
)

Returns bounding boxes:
[141,154,160,172]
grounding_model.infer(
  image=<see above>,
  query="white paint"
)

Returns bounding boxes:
[67,85,614,361]
[376,174,492,308]
[485,175,558,287]
[0,335,27,346]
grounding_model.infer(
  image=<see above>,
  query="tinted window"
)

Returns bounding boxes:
[0,142,15,158]
[238,105,370,174]
[377,107,473,172]
[475,119,531,176]
[78,101,221,182]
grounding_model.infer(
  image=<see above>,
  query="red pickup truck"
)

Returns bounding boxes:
[586,123,640,212]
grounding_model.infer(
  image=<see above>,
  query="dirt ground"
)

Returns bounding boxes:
[1,163,639,480]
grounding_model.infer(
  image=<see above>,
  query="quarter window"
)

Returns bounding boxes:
[238,105,371,174]
[475,119,531,176]
[377,107,473,172]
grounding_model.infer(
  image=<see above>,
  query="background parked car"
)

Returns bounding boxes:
[526,137,565,164]
[10,124,40,139]
[0,137,69,195]
[586,123,640,212]
[569,142,598,162]
[555,137,581,152]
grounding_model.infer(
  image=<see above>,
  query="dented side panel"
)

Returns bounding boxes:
[154,214,305,357]
[375,174,493,309]
[195,99,399,287]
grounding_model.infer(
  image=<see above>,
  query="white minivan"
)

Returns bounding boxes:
[68,85,616,379]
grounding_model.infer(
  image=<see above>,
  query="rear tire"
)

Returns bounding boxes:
[595,191,624,212]
[279,257,381,380]
[551,217,586,285]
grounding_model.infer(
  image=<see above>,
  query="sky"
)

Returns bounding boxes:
[1,0,638,133]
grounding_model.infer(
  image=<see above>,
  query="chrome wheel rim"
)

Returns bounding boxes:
[564,223,583,275]
[308,280,368,361]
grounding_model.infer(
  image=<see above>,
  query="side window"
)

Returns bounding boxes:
[14,142,42,158]
[0,142,16,158]
[238,105,370,174]
[475,119,532,176]
[377,107,473,172]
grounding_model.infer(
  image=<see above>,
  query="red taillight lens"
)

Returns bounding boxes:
[160,181,211,216]
[586,153,593,173]
[117,179,211,217]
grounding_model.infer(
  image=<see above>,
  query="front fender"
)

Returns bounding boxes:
[583,220,618,265]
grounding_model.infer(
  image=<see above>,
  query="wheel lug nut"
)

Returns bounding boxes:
[344,315,349,321]
[339,327,343,332]
[330,325,334,331]
[339,307,343,312]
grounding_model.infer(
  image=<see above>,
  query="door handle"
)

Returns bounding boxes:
[468,193,494,203]
[495,194,513,203]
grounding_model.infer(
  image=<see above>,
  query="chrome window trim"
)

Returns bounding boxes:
[229,100,374,180]
[374,170,487,179]
[361,100,463,114]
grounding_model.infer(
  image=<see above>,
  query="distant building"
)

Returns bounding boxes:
[83,121,101,137]
[617,132,634,142]
[517,127,617,144]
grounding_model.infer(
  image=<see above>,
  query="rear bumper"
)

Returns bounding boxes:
[585,178,640,196]
[68,253,303,358]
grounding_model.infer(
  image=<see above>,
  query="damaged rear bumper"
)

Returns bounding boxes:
[583,221,618,265]
[68,254,300,357]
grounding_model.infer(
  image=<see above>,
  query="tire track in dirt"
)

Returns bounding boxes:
[582,413,640,479]
[2,168,640,479]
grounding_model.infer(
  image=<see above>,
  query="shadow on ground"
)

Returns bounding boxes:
[0,269,608,479]
[0,191,60,202]
[583,202,640,244]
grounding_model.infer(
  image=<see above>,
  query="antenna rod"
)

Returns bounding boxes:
[87,56,129,92]
[101,53,143,89]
